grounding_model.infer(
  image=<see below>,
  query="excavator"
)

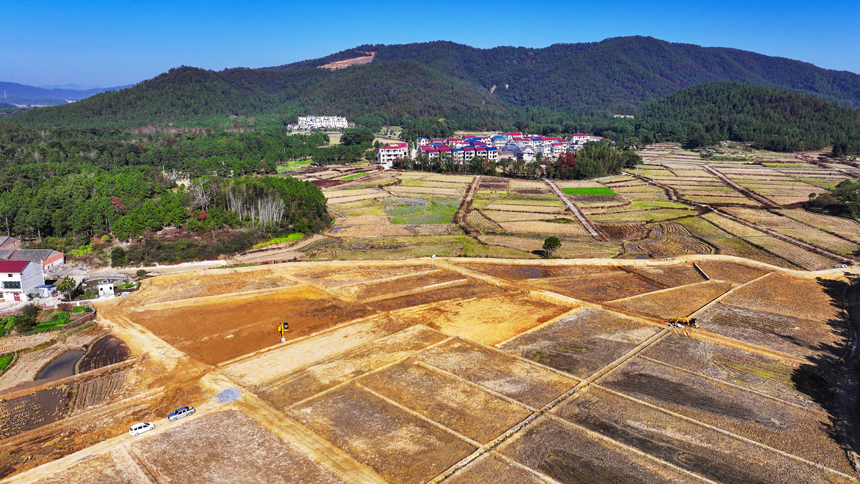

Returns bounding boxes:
[671,317,699,328]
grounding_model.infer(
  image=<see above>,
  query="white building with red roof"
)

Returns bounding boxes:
[377,143,409,167]
[0,260,44,302]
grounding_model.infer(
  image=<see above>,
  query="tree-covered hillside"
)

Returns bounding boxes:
[634,82,860,151]
[9,37,860,130]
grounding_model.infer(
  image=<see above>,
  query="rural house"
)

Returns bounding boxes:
[0,260,44,302]
[0,249,65,275]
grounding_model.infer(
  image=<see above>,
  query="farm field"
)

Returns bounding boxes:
[4,257,859,484]
[283,161,855,271]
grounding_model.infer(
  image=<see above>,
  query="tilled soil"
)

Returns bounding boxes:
[132,410,347,484]
[415,338,577,408]
[78,336,130,372]
[256,325,447,408]
[642,333,820,410]
[289,384,475,484]
[445,453,545,484]
[608,280,735,320]
[558,387,853,484]
[499,307,661,378]
[499,417,701,483]
[361,360,531,444]
[601,358,853,474]
[524,272,661,303]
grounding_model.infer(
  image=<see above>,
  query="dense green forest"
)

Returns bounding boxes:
[8,37,860,131]
[632,82,860,152]
[0,124,332,264]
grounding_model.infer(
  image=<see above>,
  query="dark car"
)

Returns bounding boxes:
[167,406,196,421]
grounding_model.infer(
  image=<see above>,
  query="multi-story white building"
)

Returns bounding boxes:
[296,115,349,130]
[377,143,409,166]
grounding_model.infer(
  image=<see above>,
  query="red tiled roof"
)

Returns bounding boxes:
[0,260,29,273]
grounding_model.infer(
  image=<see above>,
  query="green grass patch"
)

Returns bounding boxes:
[340,172,370,180]
[0,353,12,372]
[562,187,617,196]
[389,200,456,225]
[0,315,13,337]
[252,233,304,249]
[34,312,70,332]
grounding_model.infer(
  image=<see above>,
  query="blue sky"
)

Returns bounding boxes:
[2,0,858,87]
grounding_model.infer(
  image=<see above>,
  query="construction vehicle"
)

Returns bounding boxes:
[673,317,698,328]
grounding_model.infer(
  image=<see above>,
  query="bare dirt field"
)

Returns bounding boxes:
[133,409,347,483]
[290,383,476,484]
[5,257,860,484]
[607,280,735,320]
[499,307,661,378]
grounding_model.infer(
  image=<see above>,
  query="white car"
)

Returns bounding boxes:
[129,422,155,436]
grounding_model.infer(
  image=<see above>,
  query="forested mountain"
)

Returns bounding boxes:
[9,37,860,129]
[633,82,860,151]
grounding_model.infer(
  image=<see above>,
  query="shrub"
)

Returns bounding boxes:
[136,269,147,278]
[12,312,37,332]
[0,354,13,372]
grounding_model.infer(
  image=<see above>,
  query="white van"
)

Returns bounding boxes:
[129,422,155,436]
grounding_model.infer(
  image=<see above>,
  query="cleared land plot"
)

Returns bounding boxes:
[131,286,376,365]
[725,208,860,256]
[600,358,853,474]
[780,209,860,243]
[132,410,346,484]
[523,272,661,303]
[607,280,734,320]
[256,325,447,408]
[362,360,532,443]
[289,384,475,484]
[29,451,149,484]
[693,260,769,284]
[678,217,797,269]
[484,203,566,214]
[138,267,297,304]
[220,313,415,387]
[499,417,701,483]
[366,281,505,312]
[500,307,661,378]
[588,208,697,223]
[454,263,623,281]
[445,453,546,484]
[625,264,706,287]
[557,387,851,484]
[479,235,621,259]
[396,293,571,345]
[0,346,67,391]
[415,338,577,408]
[697,274,848,358]
[292,265,426,287]
[703,213,834,270]
[642,333,820,410]
[327,268,464,301]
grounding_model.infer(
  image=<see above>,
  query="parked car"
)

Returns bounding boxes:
[167,406,196,421]
[129,422,155,436]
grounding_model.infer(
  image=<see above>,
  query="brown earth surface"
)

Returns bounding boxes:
[4,257,859,484]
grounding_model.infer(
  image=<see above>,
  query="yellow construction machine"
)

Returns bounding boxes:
[672,317,699,328]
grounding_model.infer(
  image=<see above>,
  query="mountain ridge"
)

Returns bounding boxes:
[7,36,860,128]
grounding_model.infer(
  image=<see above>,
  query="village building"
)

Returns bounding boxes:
[0,249,65,275]
[0,236,21,251]
[294,115,349,130]
[377,143,409,166]
[0,260,44,302]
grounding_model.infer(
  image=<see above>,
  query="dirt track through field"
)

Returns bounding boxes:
[544,179,604,240]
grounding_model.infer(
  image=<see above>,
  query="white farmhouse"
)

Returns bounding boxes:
[0,260,44,302]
